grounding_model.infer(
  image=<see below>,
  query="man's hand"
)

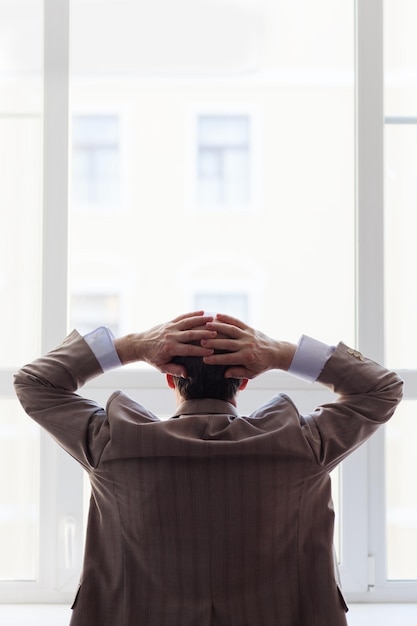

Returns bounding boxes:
[114,311,217,377]
[201,313,296,379]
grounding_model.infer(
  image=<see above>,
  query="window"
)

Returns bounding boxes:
[71,114,121,208]
[1,0,415,605]
[196,115,251,210]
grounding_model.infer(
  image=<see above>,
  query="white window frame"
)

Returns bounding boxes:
[0,0,83,603]
[185,102,262,215]
[1,0,416,604]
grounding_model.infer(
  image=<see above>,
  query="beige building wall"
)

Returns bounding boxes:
[68,78,354,343]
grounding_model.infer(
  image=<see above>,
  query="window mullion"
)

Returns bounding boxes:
[41,0,84,600]
[355,0,384,362]
[356,0,385,592]
[42,0,70,351]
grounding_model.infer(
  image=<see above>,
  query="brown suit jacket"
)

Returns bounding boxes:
[14,332,403,626]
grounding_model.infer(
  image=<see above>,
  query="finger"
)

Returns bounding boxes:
[205,321,242,339]
[176,314,215,331]
[177,329,217,344]
[224,366,254,379]
[212,313,248,330]
[160,363,187,377]
[174,344,215,358]
[201,337,242,352]
[203,351,246,366]
[171,311,205,322]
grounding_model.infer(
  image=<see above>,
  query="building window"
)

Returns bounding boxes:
[196,115,250,210]
[71,114,120,208]
[194,292,249,321]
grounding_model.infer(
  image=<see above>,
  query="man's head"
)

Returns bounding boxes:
[166,354,247,404]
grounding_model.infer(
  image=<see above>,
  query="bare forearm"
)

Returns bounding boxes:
[272,340,297,372]
[113,334,145,365]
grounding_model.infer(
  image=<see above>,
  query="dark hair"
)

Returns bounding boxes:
[171,355,241,401]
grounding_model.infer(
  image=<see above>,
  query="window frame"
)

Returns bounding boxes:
[1,0,416,604]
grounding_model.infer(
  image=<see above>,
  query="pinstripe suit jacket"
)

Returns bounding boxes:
[14,331,403,626]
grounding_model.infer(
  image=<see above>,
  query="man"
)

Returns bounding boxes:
[14,311,402,626]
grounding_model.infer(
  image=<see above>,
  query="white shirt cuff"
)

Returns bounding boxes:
[287,335,335,382]
[83,327,122,371]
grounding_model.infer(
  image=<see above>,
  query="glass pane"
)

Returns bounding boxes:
[223,149,249,205]
[384,125,417,368]
[0,0,43,367]
[0,0,43,583]
[386,401,417,580]
[72,114,120,207]
[199,150,221,177]
[197,147,249,208]
[384,0,417,117]
[73,114,119,145]
[197,116,250,209]
[69,0,354,346]
[199,116,249,146]
[0,400,39,581]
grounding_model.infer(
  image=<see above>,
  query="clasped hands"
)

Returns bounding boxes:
[114,311,295,379]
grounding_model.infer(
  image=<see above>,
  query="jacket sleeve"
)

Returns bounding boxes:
[301,342,403,471]
[14,330,111,471]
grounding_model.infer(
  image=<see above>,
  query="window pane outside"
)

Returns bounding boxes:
[0,0,43,583]
[384,125,417,369]
[69,1,353,587]
[0,0,375,601]
[384,0,417,583]
[0,401,39,581]
[384,0,417,117]
[385,401,417,580]
[69,0,355,347]
[0,116,43,366]
[0,0,43,366]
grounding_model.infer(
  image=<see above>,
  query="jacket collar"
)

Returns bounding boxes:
[171,398,239,419]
